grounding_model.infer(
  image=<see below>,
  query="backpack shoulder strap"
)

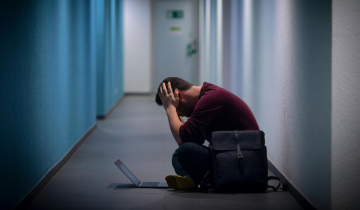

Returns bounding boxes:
[267,176,281,191]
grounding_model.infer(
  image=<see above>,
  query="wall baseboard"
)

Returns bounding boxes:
[267,160,316,210]
[97,96,125,120]
[15,124,97,210]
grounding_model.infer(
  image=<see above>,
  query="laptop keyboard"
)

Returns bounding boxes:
[140,182,159,187]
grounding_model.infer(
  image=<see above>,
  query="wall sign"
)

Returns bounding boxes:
[166,10,184,19]
[169,25,183,35]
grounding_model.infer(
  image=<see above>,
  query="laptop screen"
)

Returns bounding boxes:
[114,159,141,186]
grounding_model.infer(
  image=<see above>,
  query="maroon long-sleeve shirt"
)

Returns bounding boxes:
[179,82,259,144]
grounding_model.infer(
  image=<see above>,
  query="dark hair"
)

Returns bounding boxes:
[155,77,193,106]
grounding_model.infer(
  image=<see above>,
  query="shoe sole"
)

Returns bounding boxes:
[165,175,177,189]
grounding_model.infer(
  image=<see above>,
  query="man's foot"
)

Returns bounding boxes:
[165,175,195,190]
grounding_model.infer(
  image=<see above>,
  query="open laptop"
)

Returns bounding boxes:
[114,159,169,188]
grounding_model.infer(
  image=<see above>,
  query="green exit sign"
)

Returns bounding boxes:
[166,10,184,19]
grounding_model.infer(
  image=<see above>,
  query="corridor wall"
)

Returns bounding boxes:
[0,0,123,209]
[124,0,152,93]
[96,0,124,116]
[229,0,331,209]
[332,0,360,208]
[199,0,223,87]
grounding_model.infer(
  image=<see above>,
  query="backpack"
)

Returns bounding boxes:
[200,130,281,192]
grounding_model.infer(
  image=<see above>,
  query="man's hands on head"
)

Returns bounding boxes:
[159,81,183,146]
[159,82,179,111]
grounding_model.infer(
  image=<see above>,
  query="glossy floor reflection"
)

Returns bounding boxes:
[28,95,303,210]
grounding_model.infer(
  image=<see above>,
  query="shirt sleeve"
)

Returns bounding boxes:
[179,95,223,144]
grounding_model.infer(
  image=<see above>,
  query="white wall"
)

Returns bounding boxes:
[201,0,360,208]
[124,0,151,93]
[199,0,223,87]
[229,0,332,209]
[332,0,360,209]
[221,0,231,91]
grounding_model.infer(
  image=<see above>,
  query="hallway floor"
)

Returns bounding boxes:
[28,95,304,210]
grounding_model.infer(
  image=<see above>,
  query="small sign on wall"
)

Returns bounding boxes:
[169,25,183,35]
[166,10,184,19]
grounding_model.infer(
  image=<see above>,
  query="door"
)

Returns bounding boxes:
[154,0,199,89]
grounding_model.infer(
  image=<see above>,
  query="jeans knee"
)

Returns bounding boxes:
[172,149,180,167]
[172,148,188,176]
[177,142,197,161]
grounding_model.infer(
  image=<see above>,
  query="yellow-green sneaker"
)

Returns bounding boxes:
[165,175,195,190]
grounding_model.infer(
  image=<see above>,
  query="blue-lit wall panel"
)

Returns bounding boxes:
[96,0,124,116]
[0,0,123,209]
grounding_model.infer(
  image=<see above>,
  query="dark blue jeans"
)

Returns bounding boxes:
[172,142,211,186]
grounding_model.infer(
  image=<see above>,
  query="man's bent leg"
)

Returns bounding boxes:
[176,142,211,186]
[172,149,188,176]
[166,148,195,190]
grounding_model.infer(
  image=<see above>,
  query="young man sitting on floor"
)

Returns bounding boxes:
[155,77,259,190]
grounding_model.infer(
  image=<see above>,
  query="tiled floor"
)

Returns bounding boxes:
[28,95,304,210]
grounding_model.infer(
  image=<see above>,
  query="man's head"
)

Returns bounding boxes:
[155,77,194,117]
